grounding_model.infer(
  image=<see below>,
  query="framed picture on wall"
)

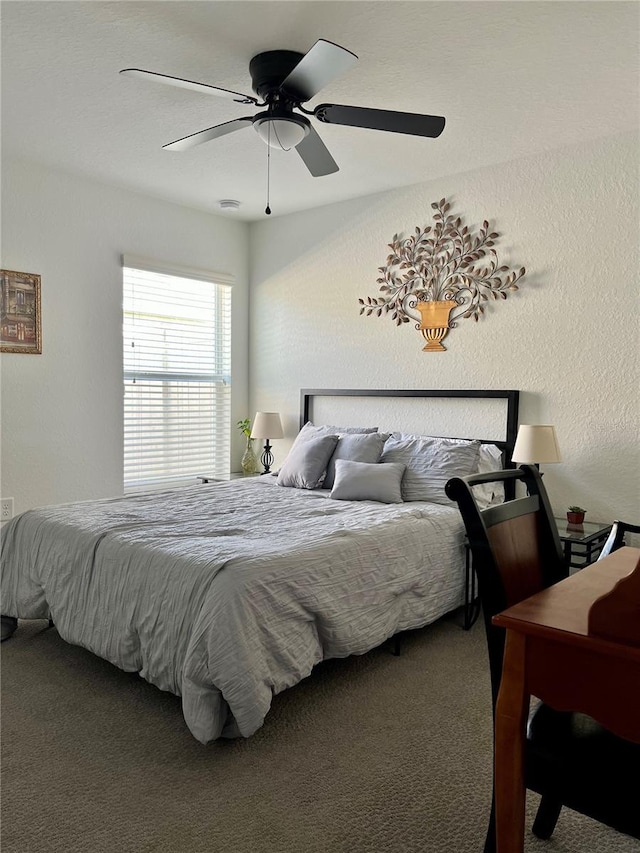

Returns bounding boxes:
[0,269,42,354]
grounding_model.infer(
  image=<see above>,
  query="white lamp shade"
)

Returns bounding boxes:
[512,425,562,464]
[254,119,307,150]
[250,412,284,440]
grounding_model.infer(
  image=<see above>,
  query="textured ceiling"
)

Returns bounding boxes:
[2,1,638,222]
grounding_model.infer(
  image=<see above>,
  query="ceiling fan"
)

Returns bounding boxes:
[120,38,446,178]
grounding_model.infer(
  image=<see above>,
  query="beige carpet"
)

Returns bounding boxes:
[2,614,638,853]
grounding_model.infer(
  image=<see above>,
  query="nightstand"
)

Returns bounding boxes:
[196,472,260,483]
[554,517,612,570]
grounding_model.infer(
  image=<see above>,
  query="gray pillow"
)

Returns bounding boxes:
[475,444,505,509]
[276,434,339,489]
[381,433,481,504]
[323,432,390,490]
[330,460,405,503]
[274,422,379,477]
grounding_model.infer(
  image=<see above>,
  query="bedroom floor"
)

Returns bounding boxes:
[2,613,637,853]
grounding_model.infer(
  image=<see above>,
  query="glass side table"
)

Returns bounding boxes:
[196,472,260,483]
[554,517,612,570]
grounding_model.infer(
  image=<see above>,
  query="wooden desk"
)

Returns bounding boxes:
[492,546,640,853]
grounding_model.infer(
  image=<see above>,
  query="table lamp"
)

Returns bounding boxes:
[250,412,284,474]
[511,424,562,471]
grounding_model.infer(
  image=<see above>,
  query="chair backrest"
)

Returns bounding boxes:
[445,464,568,707]
[598,520,640,561]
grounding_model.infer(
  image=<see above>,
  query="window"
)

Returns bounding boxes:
[123,258,232,492]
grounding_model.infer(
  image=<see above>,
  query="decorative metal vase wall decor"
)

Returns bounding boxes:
[359,198,526,351]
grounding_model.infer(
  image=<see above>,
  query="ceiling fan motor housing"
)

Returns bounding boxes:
[249,50,305,100]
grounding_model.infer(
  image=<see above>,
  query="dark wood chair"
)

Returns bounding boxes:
[445,464,640,852]
[599,519,640,561]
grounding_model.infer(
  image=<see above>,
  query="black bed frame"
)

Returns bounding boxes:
[300,388,520,500]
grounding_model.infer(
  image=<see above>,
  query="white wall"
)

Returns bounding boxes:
[3,134,638,523]
[249,132,639,523]
[1,159,249,514]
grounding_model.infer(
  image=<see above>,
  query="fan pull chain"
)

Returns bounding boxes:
[265,122,271,215]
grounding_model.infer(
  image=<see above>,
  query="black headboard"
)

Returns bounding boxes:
[300,389,520,498]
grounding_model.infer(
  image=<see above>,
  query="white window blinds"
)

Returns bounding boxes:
[123,261,231,492]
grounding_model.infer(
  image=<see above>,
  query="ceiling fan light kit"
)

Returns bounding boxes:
[253,110,309,150]
[121,37,446,212]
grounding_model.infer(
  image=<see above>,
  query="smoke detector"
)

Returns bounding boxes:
[219,199,241,211]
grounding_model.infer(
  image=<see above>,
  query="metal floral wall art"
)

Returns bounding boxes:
[359,198,526,351]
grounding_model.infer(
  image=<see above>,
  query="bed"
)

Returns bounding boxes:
[1,389,519,744]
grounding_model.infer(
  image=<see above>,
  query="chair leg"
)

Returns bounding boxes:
[532,795,563,839]
[483,795,496,853]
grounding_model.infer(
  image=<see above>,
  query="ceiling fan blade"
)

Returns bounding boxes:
[314,103,446,138]
[295,125,339,177]
[163,117,254,151]
[120,68,258,105]
[280,39,358,102]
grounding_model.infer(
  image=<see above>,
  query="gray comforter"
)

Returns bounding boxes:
[1,478,465,743]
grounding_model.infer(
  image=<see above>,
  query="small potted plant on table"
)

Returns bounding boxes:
[237,418,259,475]
[567,506,586,525]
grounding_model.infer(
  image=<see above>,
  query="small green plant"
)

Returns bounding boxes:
[237,418,252,438]
[568,505,586,513]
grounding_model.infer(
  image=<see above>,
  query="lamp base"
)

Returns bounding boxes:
[260,440,274,475]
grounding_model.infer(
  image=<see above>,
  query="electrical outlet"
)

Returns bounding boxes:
[1,498,14,521]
